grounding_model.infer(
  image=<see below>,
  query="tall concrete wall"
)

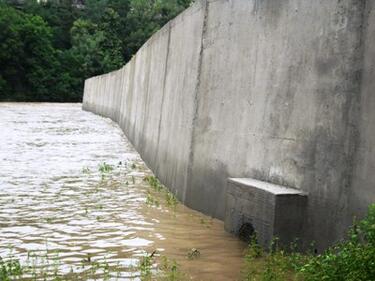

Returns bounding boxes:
[83,0,375,251]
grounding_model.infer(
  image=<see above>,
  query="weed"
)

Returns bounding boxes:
[139,251,155,280]
[146,192,160,207]
[99,162,114,174]
[187,248,200,260]
[165,191,178,208]
[0,257,23,280]
[144,176,163,192]
[144,176,179,209]
[158,255,187,281]
[299,204,375,281]
[241,204,375,281]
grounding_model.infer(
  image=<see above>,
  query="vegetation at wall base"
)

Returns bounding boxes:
[0,0,192,102]
[242,203,375,281]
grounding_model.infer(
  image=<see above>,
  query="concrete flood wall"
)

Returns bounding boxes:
[83,0,375,250]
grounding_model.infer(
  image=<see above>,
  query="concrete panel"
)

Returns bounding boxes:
[129,43,152,149]
[153,1,206,199]
[137,24,171,169]
[119,59,136,138]
[118,64,131,132]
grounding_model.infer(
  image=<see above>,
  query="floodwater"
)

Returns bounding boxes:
[0,103,245,280]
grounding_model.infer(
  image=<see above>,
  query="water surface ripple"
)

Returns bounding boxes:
[0,103,245,280]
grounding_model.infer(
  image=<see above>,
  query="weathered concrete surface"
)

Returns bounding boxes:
[83,0,375,250]
[224,178,307,249]
[225,178,307,249]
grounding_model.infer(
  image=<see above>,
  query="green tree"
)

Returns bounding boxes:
[0,0,192,101]
[0,4,58,101]
[69,15,123,79]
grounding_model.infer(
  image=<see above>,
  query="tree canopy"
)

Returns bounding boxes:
[0,0,192,102]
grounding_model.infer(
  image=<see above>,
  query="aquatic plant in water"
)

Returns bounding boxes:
[144,176,179,209]
[98,162,114,174]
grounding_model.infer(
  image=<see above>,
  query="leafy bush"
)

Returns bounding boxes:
[0,258,22,281]
[242,204,375,281]
[300,204,375,281]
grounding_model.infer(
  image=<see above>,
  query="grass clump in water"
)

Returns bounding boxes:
[139,251,155,280]
[144,176,163,192]
[146,192,160,207]
[165,191,178,208]
[241,204,375,281]
[98,162,114,174]
[0,249,121,280]
[158,255,187,281]
[135,251,187,281]
[144,176,179,209]
[0,257,23,280]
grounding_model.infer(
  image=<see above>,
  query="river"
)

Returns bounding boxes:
[0,103,245,280]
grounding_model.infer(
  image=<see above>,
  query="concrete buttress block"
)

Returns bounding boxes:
[224,178,307,249]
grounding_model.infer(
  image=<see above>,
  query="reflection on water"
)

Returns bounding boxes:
[0,103,245,280]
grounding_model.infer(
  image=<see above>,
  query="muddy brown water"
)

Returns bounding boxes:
[0,103,245,280]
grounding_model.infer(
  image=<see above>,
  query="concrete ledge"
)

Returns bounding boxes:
[224,178,307,249]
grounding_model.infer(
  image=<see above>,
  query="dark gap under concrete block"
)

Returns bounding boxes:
[224,178,307,249]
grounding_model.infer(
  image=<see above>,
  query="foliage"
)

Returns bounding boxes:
[0,257,23,280]
[0,4,58,101]
[144,175,179,209]
[299,204,375,281]
[241,204,375,281]
[0,0,192,102]
[99,162,114,173]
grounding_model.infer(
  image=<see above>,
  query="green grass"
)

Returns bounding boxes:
[98,162,114,174]
[0,257,23,281]
[165,191,178,208]
[241,204,375,281]
[135,251,188,281]
[146,192,160,207]
[144,176,163,192]
[143,176,179,209]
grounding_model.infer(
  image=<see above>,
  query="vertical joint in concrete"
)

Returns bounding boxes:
[184,0,209,203]
[154,23,172,175]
